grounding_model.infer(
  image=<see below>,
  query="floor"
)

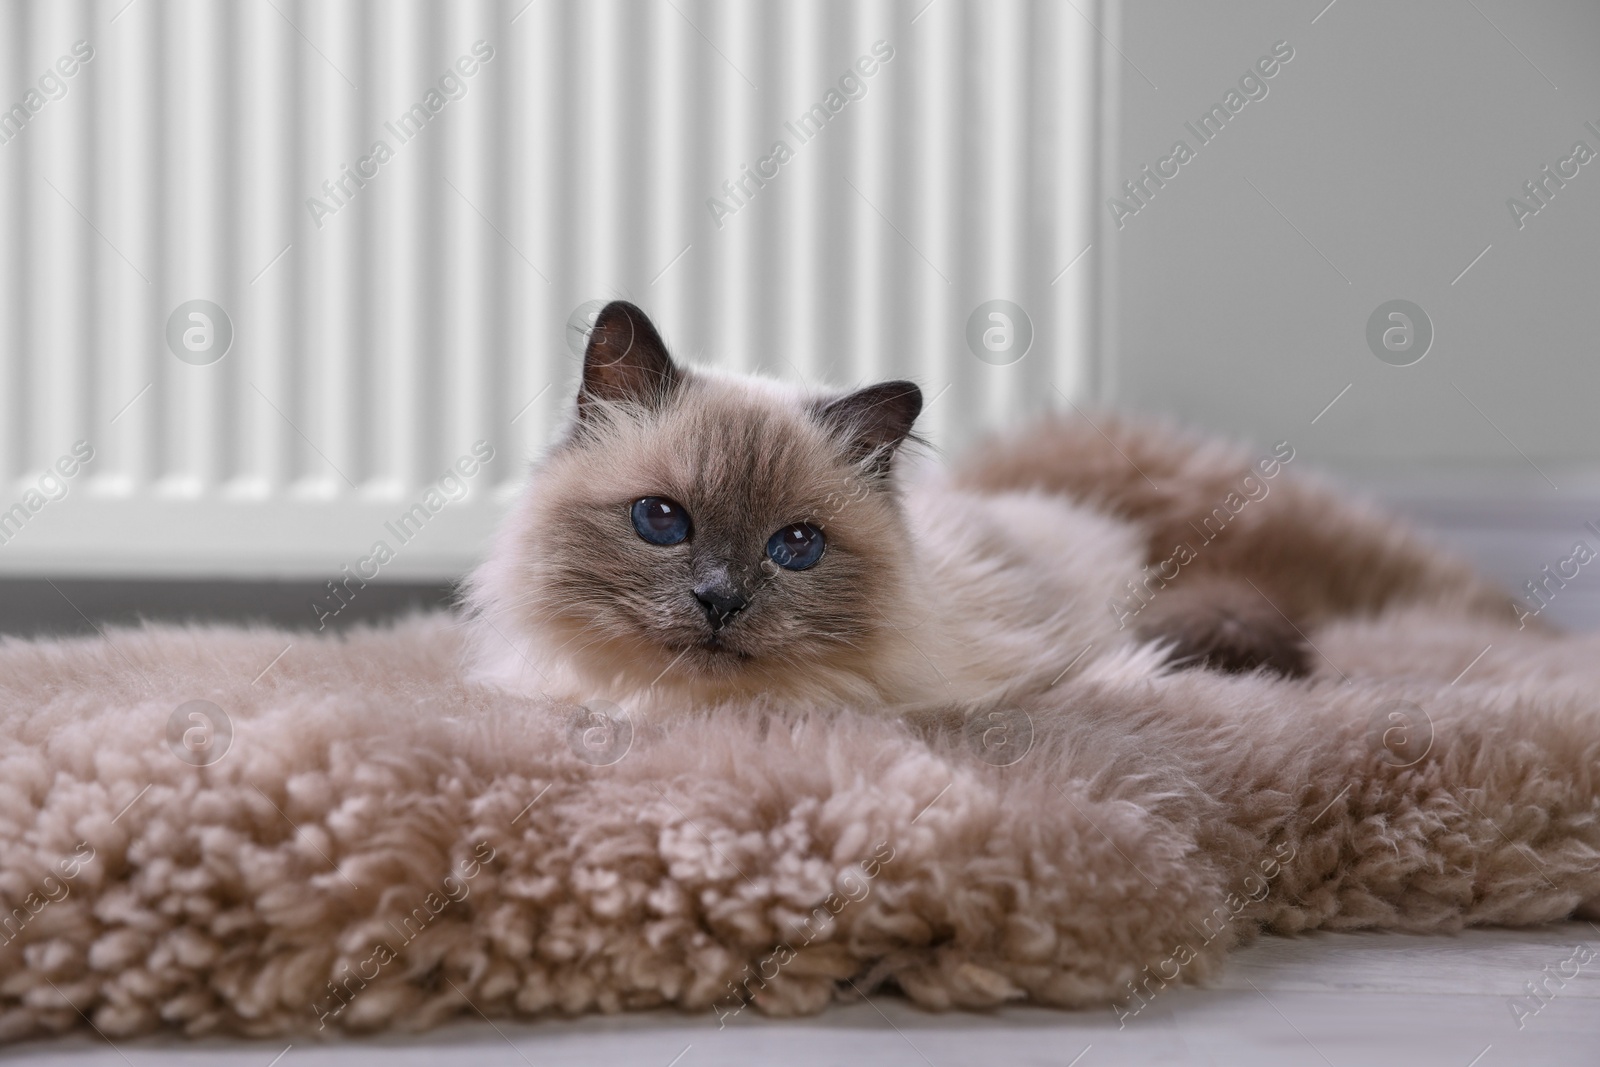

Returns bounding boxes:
[10,923,1598,1066]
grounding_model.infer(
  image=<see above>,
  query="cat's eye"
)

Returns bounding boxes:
[631,497,691,545]
[767,523,826,571]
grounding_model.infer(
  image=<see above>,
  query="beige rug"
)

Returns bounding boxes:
[1,608,1597,1043]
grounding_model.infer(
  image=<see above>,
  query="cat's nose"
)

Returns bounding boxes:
[693,583,749,629]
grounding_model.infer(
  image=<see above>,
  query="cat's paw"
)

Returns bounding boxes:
[1132,578,1310,678]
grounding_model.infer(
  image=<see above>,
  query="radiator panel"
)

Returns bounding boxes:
[0,0,1099,578]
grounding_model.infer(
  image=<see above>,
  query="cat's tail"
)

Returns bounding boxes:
[952,412,1519,628]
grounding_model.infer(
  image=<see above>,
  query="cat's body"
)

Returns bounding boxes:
[465,358,1149,716]
[465,301,1519,719]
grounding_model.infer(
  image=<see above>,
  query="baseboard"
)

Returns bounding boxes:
[5,489,1596,637]
[0,578,458,638]
[1375,486,1600,632]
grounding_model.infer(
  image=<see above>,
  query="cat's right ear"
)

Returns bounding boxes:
[577,301,681,417]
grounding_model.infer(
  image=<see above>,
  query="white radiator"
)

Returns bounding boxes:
[0,0,1102,579]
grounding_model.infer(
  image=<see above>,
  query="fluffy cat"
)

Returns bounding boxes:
[464,301,1516,717]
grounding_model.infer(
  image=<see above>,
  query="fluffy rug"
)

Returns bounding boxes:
[1,606,1598,1043]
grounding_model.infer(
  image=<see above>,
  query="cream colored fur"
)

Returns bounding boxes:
[464,366,1151,718]
[2,412,1598,1044]
[470,475,1146,715]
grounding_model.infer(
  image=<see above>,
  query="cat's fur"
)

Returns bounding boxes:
[465,301,1519,717]
[466,302,1151,715]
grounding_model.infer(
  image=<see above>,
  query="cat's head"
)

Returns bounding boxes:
[474,300,924,705]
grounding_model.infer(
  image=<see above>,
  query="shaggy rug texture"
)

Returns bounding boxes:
[1,607,1598,1042]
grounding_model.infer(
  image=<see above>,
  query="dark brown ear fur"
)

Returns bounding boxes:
[815,380,923,477]
[577,301,680,417]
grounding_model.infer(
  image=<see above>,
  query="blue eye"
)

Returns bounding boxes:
[631,497,691,545]
[767,523,826,570]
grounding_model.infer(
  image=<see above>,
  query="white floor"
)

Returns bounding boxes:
[11,922,1599,1067]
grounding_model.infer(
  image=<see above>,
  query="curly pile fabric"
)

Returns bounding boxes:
[1,609,1597,1042]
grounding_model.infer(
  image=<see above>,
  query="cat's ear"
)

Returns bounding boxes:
[577,301,681,417]
[815,380,923,477]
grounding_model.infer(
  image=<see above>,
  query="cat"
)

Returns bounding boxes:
[464,301,1517,718]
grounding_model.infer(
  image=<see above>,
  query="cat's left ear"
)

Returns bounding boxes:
[577,300,681,418]
[815,380,923,477]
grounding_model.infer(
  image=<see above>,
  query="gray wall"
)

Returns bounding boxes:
[1108,0,1600,484]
